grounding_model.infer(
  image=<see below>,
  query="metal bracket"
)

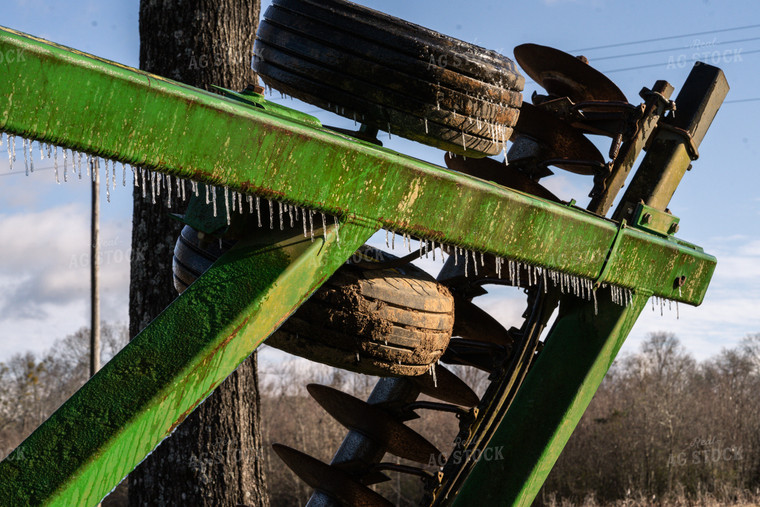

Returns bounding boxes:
[594,219,627,288]
[654,122,700,161]
[630,203,680,237]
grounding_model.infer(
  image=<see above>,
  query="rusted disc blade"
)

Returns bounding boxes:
[411,364,480,407]
[307,384,442,464]
[514,43,627,103]
[513,102,605,175]
[272,444,393,507]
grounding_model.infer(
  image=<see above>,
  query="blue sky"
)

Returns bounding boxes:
[1,0,759,362]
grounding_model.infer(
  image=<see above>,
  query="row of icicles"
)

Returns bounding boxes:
[1,131,677,317]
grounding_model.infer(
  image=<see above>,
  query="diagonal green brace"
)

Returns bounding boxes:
[452,290,649,506]
[0,25,714,304]
[0,221,375,506]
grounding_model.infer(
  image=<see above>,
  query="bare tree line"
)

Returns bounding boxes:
[1,328,759,506]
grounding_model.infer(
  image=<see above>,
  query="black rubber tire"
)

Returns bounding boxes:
[173,227,454,377]
[253,0,523,156]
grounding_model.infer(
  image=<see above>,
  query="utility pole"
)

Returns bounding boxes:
[90,159,100,377]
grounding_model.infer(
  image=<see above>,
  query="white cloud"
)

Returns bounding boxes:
[0,204,130,359]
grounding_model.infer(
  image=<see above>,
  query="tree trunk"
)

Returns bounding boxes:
[128,1,268,506]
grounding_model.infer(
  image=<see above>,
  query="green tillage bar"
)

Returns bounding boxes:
[0,222,375,506]
[0,26,713,304]
[452,290,649,506]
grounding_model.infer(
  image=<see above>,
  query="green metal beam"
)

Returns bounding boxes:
[0,222,375,506]
[452,289,649,506]
[0,26,713,304]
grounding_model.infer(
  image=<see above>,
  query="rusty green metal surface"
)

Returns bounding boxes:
[0,25,714,304]
[630,203,680,237]
[451,290,649,506]
[0,222,374,506]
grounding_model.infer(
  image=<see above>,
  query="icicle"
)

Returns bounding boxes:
[182,178,187,202]
[508,259,514,284]
[106,161,111,203]
[288,204,294,227]
[542,268,548,293]
[334,216,340,243]
[652,296,656,312]
[7,134,14,171]
[454,246,458,266]
[23,137,29,176]
[62,148,67,181]
[268,199,274,229]
[592,289,598,315]
[150,171,157,204]
[391,230,395,250]
[480,252,485,267]
[308,210,314,242]
[112,160,116,192]
[432,240,436,261]
[53,146,60,184]
[231,191,237,212]
[123,163,127,187]
[388,122,392,139]
[472,251,478,276]
[142,168,147,199]
[419,239,424,258]
[424,117,429,134]
[321,213,327,236]
[247,195,254,214]
[660,297,664,316]
[28,138,34,173]
[676,301,680,319]
[167,175,174,208]
[302,208,308,237]
[256,196,262,227]
[385,229,390,248]
[223,187,231,225]
[464,250,468,277]
[516,262,521,287]
[277,201,284,230]
[212,185,218,217]
[430,364,438,388]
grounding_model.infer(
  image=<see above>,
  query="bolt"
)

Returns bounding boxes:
[669,222,680,234]
[642,213,652,224]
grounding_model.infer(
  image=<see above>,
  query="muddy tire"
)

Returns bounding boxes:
[173,227,454,376]
[253,0,523,156]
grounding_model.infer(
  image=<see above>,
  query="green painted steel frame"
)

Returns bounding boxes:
[451,290,649,506]
[0,26,718,506]
[0,26,714,303]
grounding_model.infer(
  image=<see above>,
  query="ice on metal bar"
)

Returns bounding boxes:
[224,186,231,226]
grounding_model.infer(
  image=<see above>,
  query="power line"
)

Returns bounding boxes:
[570,24,760,53]
[724,97,760,104]
[601,48,760,74]
[589,36,760,62]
